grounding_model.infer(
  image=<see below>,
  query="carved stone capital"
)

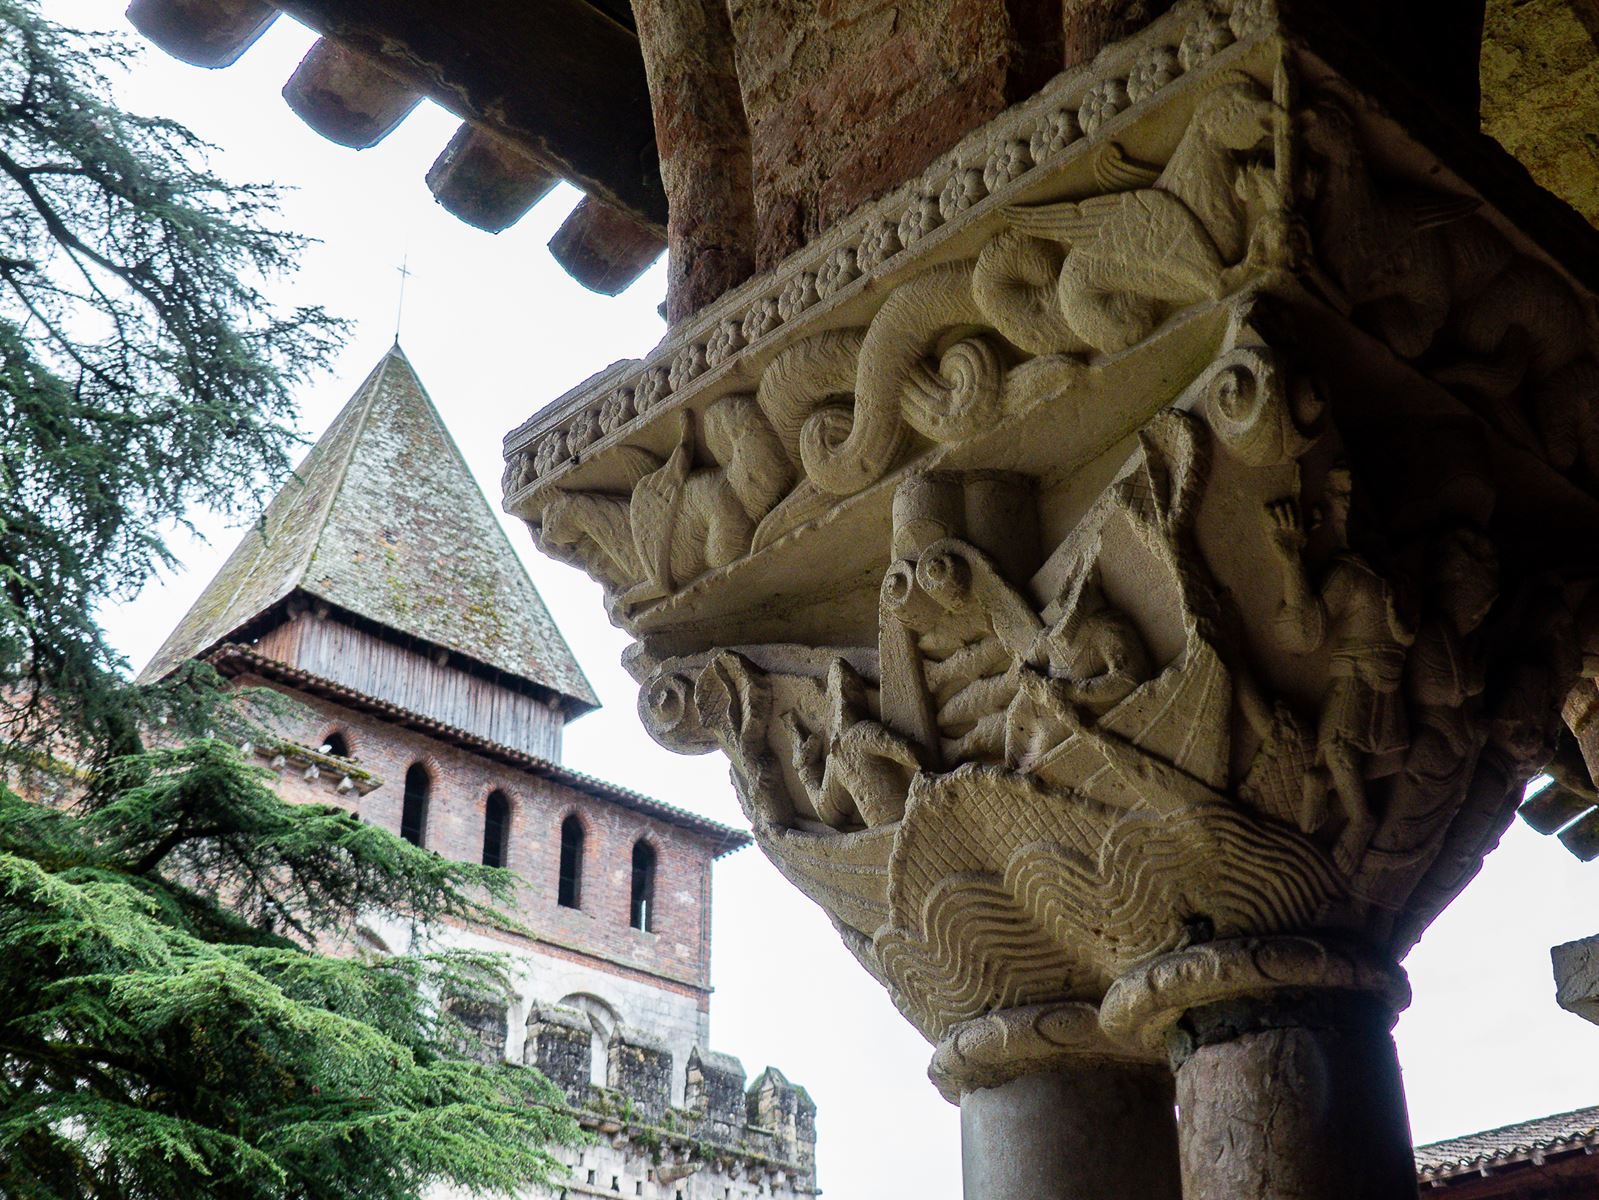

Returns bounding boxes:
[1098,935,1411,1056]
[507,0,1599,1058]
[929,1001,1155,1103]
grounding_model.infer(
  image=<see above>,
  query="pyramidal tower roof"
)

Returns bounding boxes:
[140,344,597,710]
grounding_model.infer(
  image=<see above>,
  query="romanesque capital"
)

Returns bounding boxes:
[505,0,1599,1085]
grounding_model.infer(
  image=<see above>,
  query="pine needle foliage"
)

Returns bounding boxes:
[0,6,584,1195]
[0,0,341,757]
[0,741,581,1199]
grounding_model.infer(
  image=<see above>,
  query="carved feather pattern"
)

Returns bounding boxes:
[874,765,1344,1039]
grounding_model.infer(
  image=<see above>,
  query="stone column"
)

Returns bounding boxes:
[1103,938,1417,1200]
[504,3,1599,1195]
[931,1003,1179,1200]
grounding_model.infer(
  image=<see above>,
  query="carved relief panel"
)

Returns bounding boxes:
[505,0,1599,1060]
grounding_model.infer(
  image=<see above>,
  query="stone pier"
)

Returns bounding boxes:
[502,1,1599,1194]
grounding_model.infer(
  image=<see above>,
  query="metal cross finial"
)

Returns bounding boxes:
[394,254,413,342]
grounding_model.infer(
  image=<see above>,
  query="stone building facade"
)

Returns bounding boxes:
[139,346,817,1200]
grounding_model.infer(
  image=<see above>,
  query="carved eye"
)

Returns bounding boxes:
[882,563,917,609]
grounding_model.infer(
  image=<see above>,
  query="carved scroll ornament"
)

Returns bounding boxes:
[507,0,1599,1084]
[519,63,1296,617]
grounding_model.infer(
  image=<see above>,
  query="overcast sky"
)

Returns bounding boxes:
[60,3,1599,1193]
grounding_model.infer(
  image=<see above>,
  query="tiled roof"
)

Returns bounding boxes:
[208,643,750,856]
[140,345,597,710]
[1415,1106,1599,1181]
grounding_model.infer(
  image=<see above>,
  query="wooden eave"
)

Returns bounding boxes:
[127,0,667,268]
[268,0,665,229]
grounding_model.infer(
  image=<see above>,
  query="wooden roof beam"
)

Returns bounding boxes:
[272,0,666,232]
[125,0,278,68]
[548,197,664,296]
[426,124,560,234]
[282,37,422,149]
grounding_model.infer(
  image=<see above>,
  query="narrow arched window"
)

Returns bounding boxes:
[557,815,584,908]
[400,764,430,847]
[629,840,656,931]
[482,791,510,868]
[321,730,350,758]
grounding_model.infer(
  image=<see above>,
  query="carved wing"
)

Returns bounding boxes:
[629,411,695,594]
[1092,140,1162,192]
[1004,193,1130,246]
[1397,188,1480,232]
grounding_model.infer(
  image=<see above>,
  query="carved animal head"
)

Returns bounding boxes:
[1431,525,1499,635]
[1192,74,1282,153]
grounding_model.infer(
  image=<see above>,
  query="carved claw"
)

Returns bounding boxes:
[1263,497,1306,553]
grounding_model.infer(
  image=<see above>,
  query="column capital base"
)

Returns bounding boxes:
[929,1000,1159,1102]
[1099,935,1409,1055]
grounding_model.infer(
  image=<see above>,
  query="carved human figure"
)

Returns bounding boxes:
[780,657,921,829]
[1265,467,1414,868]
[1355,527,1498,904]
[1397,585,1580,947]
[1029,565,1152,717]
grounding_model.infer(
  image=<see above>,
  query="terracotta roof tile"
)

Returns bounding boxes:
[1415,1105,1599,1179]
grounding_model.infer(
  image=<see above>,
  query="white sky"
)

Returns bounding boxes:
[57,3,1599,1193]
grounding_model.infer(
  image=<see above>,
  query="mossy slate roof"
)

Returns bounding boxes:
[140,344,597,709]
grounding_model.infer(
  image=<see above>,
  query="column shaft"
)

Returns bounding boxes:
[960,1065,1180,1200]
[1175,1021,1417,1200]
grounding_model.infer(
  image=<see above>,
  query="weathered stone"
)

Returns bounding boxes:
[1174,1017,1415,1200]
[608,1026,673,1120]
[685,1045,748,1130]
[1063,0,1174,66]
[748,1067,816,1171]
[632,0,757,321]
[506,2,1599,1196]
[524,1004,594,1100]
[1553,933,1599,1024]
[727,0,1047,267]
[961,1066,1179,1200]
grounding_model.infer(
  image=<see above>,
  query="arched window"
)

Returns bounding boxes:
[629,840,656,931]
[320,730,350,758]
[400,764,430,847]
[557,815,584,909]
[482,790,510,868]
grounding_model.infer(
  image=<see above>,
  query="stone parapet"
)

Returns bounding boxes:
[607,1025,674,1120]
[523,1004,817,1189]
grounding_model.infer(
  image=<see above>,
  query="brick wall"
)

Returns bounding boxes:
[246,675,719,995]
[727,0,1064,267]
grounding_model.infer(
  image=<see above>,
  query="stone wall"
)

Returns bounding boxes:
[519,1004,819,1200]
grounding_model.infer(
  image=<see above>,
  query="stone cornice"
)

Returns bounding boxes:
[503,0,1275,481]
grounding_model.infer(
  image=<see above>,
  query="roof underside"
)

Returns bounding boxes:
[126,0,664,296]
[141,346,597,710]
